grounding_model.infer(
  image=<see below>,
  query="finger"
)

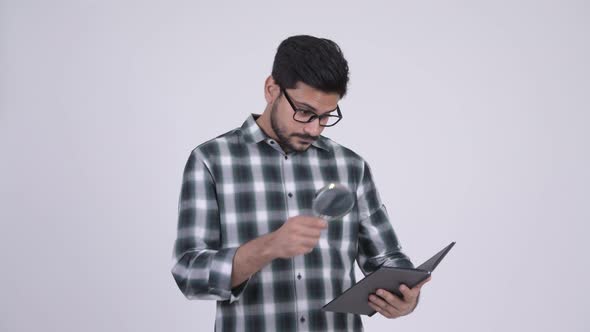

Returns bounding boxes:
[311,220,328,229]
[370,295,403,318]
[300,238,320,248]
[374,289,405,310]
[291,220,323,234]
[369,294,400,317]
[296,228,322,238]
[299,217,328,229]
[296,245,315,255]
[402,276,431,299]
[415,276,432,289]
[399,284,418,304]
[368,302,395,319]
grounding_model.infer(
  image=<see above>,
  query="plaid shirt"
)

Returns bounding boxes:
[172,114,413,332]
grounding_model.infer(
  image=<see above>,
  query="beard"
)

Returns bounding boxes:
[270,99,318,153]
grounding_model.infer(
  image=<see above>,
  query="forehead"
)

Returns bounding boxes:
[287,82,340,112]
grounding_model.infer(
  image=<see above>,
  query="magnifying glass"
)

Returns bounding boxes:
[312,183,355,221]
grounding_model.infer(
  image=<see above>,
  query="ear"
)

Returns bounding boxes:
[264,75,280,104]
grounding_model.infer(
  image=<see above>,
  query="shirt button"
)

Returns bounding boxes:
[288,193,293,198]
[269,140,275,145]
[284,156,288,160]
[297,273,302,280]
[300,316,306,323]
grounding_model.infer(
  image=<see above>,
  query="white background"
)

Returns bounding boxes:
[1,1,589,331]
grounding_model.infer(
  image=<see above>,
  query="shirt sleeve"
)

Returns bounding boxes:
[355,160,414,275]
[171,149,249,303]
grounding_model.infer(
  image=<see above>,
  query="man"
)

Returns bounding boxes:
[172,35,430,331]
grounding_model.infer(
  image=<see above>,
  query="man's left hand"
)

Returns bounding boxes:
[367,276,432,319]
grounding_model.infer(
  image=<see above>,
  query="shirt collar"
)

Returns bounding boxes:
[239,114,330,152]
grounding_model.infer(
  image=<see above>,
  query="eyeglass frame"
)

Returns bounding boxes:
[280,88,343,127]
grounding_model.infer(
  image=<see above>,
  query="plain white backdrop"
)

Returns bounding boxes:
[1,1,589,331]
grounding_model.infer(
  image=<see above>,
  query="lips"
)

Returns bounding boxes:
[298,138,313,144]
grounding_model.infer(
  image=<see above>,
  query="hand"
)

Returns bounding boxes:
[368,276,432,319]
[269,215,327,258]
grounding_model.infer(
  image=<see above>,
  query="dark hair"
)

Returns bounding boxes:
[272,35,350,97]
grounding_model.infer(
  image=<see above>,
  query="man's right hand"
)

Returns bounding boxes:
[231,215,328,287]
[269,216,328,259]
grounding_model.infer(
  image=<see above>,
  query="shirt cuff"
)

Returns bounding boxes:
[229,278,250,303]
[209,247,251,303]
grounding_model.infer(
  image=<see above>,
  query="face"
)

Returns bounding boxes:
[269,82,340,153]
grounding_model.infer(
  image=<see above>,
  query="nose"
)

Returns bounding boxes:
[303,118,323,136]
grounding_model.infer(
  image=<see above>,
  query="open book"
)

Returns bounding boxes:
[322,242,456,316]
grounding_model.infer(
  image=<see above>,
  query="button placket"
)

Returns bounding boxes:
[280,152,306,328]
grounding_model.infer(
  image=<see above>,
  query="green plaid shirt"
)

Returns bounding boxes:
[172,114,413,332]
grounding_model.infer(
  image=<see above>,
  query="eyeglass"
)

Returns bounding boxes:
[281,88,343,127]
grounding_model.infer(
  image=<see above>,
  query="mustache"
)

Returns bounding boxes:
[291,134,319,141]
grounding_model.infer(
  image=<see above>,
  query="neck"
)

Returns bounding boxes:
[255,109,292,154]
[255,108,279,142]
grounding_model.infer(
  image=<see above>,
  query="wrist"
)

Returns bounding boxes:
[261,231,280,261]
